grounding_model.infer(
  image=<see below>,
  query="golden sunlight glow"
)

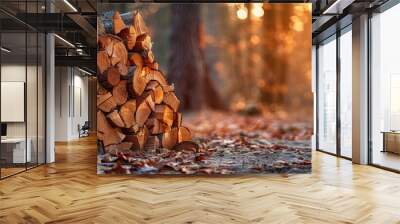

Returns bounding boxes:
[250,35,260,45]
[251,4,264,18]
[290,16,304,32]
[236,5,248,20]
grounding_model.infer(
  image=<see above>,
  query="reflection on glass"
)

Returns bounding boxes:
[38,33,46,165]
[318,37,337,154]
[371,3,400,171]
[0,1,46,178]
[340,29,352,158]
[1,31,27,177]
[27,31,38,169]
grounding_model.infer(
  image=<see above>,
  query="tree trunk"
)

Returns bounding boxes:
[168,4,222,111]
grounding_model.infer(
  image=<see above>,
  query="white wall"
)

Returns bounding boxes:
[1,65,38,138]
[54,67,89,141]
[1,64,46,164]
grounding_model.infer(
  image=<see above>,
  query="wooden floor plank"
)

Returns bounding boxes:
[0,136,400,223]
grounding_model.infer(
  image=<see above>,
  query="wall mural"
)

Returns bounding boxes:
[97,3,313,175]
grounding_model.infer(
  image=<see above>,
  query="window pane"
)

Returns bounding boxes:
[27,31,38,169]
[371,3,400,171]
[38,32,46,165]
[1,31,27,177]
[318,37,337,154]
[340,29,352,158]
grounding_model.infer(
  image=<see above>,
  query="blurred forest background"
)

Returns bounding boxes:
[99,3,312,120]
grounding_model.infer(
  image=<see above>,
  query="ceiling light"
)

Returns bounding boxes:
[54,34,75,48]
[63,0,78,12]
[1,47,11,53]
[77,67,93,76]
[322,0,355,15]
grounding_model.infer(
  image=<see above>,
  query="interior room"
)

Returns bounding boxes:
[0,2,46,178]
[0,0,400,223]
[370,2,400,171]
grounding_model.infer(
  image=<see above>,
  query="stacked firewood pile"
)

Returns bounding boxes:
[97,11,192,153]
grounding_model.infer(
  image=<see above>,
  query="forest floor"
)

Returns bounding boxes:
[98,110,313,175]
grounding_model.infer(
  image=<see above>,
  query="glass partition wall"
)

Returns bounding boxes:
[317,35,337,155]
[339,28,352,159]
[0,1,46,179]
[370,3,400,171]
[316,26,352,159]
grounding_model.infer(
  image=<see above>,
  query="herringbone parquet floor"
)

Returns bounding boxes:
[1,136,400,224]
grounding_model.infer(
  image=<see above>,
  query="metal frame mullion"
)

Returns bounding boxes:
[25,0,28,171]
[336,26,341,157]
[0,19,2,179]
[367,10,373,165]
[36,0,39,168]
[315,44,320,151]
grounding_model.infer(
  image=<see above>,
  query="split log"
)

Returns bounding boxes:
[173,112,182,127]
[129,53,143,68]
[145,80,158,90]
[154,105,174,127]
[133,34,152,51]
[98,96,117,113]
[125,127,148,150]
[161,84,174,92]
[132,67,147,95]
[162,128,178,149]
[144,68,168,86]
[133,11,149,35]
[99,67,120,88]
[97,82,108,95]
[133,67,168,96]
[145,81,164,104]
[98,35,112,51]
[113,11,126,35]
[142,50,154,64]
[104,37,114,57]
[145,118,156,133]
[163,92,180,112]
[119,99,136,128]
[97,92,112,106]
[111,41,128,66]
[107,111,125,128]
[135,99,152,127]
[112,80,128,106]
[117,62,128,76]
[97,51,110,74]
[118,25,137,50]
[127,124,140,134]
[144,92,155,111]
[178,126,191,142]
[145,118,165,135]
[153,86,164,104]
[146,61,159,70]
[97,111,125,146]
